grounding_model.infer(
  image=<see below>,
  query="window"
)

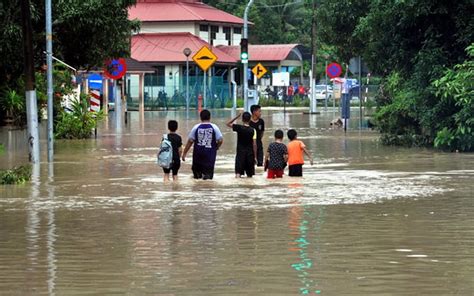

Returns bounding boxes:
[223,27,231,45]
[210,26,219,45]
[199,24,208,32]
[233,27,242,34]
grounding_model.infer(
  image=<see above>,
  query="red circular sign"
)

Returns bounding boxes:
[103,58,127,80]
[326,62,342,78]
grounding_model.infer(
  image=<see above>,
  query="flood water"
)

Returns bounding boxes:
[1,108,473,295]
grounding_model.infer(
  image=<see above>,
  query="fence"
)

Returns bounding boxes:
[126,74,231,111]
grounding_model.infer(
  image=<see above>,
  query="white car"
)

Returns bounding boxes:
[314,85,333,100]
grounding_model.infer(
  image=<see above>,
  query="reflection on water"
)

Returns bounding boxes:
[0,109,473,294]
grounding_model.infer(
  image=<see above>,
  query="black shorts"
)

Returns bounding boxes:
[163,160,181,176]
[288,164,303,177]
[192,163,214,180]
[235,150,255,177]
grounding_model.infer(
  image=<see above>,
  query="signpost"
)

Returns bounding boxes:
[104,58,127,131]
[252,63,267,79]
[193,46,218,109]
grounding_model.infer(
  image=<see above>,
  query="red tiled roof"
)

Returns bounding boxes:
[131,33,237,64]
[217,44,300,62]
[129,1,245,24]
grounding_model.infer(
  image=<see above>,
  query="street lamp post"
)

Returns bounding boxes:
[183,48,191,116]
[243,0,254,112]
[46,0,53,162]
[323,54,330,111]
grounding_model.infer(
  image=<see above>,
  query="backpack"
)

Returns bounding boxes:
[157,134,173,169]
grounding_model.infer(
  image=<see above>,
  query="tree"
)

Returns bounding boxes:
[0,0,139,91]
[432,44,474,152]
[318,0,473,151]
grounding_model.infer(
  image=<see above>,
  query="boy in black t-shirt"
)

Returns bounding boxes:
[249,105,265,167]
[163,120,183,181]
[227,111,257,178]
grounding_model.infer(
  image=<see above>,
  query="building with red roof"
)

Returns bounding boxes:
[124,0,304,110]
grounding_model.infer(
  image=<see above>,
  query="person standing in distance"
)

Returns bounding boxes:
[227,111,257,178]
[249,104,265,167]
[182,109,223,180]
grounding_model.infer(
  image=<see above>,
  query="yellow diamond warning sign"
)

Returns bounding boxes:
[192,46,218,72]
[252,63,267,79]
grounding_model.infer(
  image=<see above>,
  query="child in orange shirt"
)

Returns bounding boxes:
[287,129,313,177]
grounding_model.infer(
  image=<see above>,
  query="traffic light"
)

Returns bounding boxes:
[240,38,248,63]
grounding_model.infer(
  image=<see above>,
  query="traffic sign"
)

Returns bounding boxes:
[252,63,267,79]
[88,73,103,90]
[104,58,127,80]
[326,62,342,78]
[192,46,218,72]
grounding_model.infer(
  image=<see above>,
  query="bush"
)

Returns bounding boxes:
[0,165,31,185]
[55,94,104,139]
[0,89,25,125]
[225,98,244,108]
[432,44,474,152]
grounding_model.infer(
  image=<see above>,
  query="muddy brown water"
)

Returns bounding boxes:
[0,109,473,295]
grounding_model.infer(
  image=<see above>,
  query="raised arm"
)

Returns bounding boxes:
[226,112,242,128]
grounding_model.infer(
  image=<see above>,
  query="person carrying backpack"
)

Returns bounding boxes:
[158,120,182,181]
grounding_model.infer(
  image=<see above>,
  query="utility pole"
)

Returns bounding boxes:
[21,0,40,163]
[308,0,318,114]
[46,0,54,162]
[242,0,254,112]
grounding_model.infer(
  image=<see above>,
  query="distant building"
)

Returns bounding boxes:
[126,0,304,110]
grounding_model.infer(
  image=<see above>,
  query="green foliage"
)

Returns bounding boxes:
[319,0,473,150]
[0,89,25,125]
[54,0,140,68]
[55,94,104,139]
[0,165,31,185]
[0,144,4,155]
[0,0,138,90]
[318,0,371,62]
[432,44,474,151]
[225,98,244,108]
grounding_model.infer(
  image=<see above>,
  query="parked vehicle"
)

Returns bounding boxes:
[314,85,333,100]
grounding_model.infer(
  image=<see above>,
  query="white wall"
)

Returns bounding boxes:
[213,31,228,46]
[199,31,210,43]
[232,34,241,46]
[139,22,195,34]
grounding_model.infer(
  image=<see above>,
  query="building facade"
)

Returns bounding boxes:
[127,0,304,110]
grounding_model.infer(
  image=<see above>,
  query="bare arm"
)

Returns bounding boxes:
[265,148,270,162]
[216,138,223,150]
[303,147,313,165]
[181,139,194,161]
[226,112,242,128]
[253,140,257,162]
